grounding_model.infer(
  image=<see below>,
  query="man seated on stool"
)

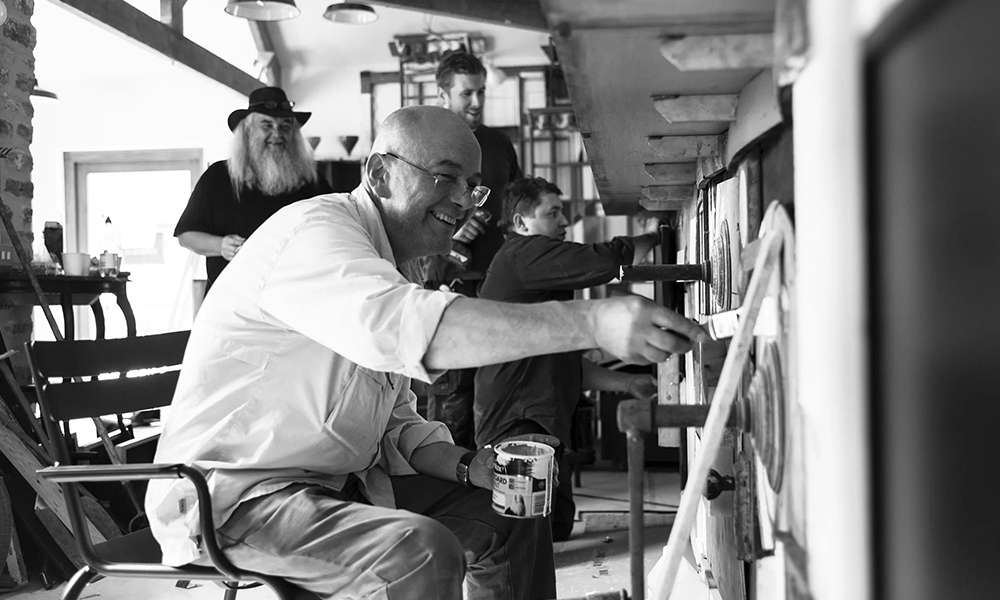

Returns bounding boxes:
[474,177,663,542]
[146,107,709,600]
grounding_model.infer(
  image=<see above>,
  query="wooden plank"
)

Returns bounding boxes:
[725,70,783,167]
[645,163,698,185]
[0,414,107,544]
[34,499,84,568]
[51,0,259,96]
[657,355,681,447]
[4,520,28,588]
[368,0,547,31]
[647,135,722,161]
[660,33,774,71]
[654,95,738,124]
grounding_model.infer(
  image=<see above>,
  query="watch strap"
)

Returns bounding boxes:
[456,450,478,488]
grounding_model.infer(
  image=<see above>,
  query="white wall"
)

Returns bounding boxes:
[794,0,871,599]
[30,0,244,256]
[273,2,552,159]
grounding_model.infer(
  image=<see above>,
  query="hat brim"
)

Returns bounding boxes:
[228,108,311,132]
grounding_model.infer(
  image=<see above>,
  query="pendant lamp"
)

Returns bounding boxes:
[225,0,301,22]
[323,2,378,24]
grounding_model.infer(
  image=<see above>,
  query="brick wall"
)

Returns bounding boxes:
[0,0,36,382]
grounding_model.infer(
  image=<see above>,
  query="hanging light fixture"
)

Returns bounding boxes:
[225,0,300,22]
[323,2,378,24]
[0,0,9,26]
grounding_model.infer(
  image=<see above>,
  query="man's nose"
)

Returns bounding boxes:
[470,95,482,108]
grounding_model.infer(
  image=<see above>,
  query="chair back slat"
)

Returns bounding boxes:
[45,371,181,422]
[30,331,190,379]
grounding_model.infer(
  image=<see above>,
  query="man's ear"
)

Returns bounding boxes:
[436,86,450,108]
[512,213,527,233]
[365,153,391,197]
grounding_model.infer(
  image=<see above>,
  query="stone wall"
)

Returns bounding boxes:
[0,0,36,381]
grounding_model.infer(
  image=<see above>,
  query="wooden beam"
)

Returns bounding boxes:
[642,185,694,204]
[660,33,774,71]
[249,22,281,87]
[653,94,738,124]
[697,154,727,188]
[641,185,691,204]
[647,135,722,161]
[368,0,547,31]
[645,163,697,185]
[52,0,260,97]
[725,69,783,166]
[160,0,183,34]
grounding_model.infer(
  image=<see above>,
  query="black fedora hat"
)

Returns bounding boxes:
[228,87,311,131]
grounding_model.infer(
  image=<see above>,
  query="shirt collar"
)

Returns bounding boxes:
[351,183,397,266]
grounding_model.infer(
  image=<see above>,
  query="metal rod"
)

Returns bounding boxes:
[621,264,707,282]
[618,400,742,433]
[626,428,645,600]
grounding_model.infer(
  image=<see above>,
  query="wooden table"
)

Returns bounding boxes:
[0,272,136,340]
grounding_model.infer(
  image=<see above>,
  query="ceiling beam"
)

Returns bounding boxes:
[660,33,774,71]
[725,69,783,166]
[647,135,723,161]
[640,185,694,211]
[653,94,738,123]
[367,0,547,32]
[644,163,697,185]
[249,22,282,87]
[52,0,260,97]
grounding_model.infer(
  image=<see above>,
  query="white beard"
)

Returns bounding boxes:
[248,138,315,196]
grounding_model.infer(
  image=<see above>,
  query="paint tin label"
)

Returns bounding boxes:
[492,441,555,519]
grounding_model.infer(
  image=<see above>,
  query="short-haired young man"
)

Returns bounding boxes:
[474,177,661,541]
[425,51,523,448]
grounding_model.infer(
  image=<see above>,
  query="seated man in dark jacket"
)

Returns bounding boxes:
[474,177,661,541]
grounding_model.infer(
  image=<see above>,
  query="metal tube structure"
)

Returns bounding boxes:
[626,427,645,600]
[620,264,707,282]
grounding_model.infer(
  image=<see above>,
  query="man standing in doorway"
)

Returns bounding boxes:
[424,51,522,448]
[174,86,332,291]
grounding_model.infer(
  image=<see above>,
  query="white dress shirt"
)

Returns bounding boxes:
[146,185,458,566]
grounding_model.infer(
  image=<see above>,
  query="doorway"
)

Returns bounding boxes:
[39,149,203,340]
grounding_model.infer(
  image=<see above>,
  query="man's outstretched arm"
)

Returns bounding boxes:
[423,295,710,371]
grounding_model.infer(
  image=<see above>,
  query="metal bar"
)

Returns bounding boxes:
[626,428,645,600]
[621,264,707,282]
[618,400,741,433]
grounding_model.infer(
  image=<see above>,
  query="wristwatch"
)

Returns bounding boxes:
[456,450,478,488]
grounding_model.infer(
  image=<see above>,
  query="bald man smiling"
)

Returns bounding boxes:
[146,106,710,600]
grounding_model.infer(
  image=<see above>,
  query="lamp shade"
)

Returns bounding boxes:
[225,0,300,21]
[323,2,378,24]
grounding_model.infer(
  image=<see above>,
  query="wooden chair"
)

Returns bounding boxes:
[28,331,319,600]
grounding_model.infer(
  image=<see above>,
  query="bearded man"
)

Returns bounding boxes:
[174,86,332,290]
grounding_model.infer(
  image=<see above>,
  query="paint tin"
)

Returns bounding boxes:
[492,441,555,519]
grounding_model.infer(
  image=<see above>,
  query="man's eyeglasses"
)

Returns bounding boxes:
[250,100,295,110]
[383,152,490,208]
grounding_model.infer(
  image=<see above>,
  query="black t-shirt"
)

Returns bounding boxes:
[473,234,636,447]
[424,125,522,289]
[174,160,332,286]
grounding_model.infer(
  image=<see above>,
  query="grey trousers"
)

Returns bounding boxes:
[211,475,556,600]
